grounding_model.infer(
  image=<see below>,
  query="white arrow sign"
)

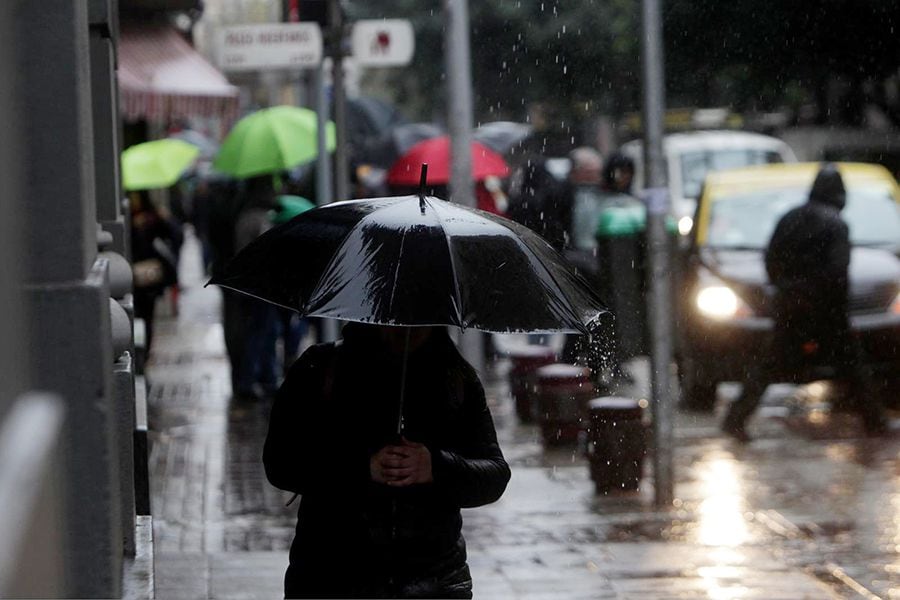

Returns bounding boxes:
[218,23,323,72]
[351,19,415,67]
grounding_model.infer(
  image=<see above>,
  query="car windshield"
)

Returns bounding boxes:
[704,183,900,249]
[681,149,784,199]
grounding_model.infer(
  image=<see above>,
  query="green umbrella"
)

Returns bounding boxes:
[214,106,336,179]
[269,194,316,224]
[121,139,200,191]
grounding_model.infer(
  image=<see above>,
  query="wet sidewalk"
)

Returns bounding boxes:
[147,231,900,599]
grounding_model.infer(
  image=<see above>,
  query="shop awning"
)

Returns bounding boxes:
[118,24,239,124]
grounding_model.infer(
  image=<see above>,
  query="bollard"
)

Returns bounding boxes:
[507,345,558,423]
[586,397,646,493]
[535,363,595,446]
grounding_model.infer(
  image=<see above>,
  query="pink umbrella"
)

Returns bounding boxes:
[386,136,509,186]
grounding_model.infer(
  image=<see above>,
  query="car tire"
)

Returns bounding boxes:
[679,359,719,413]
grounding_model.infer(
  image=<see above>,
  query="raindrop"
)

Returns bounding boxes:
[563,65,567,75]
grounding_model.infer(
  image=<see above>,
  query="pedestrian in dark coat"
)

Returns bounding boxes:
[722,164,887,441]
[507,158,571,251]
[129,190,183,353]
[264,323,511,599]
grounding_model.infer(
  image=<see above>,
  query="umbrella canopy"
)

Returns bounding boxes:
[474,121,533,154]
[214,106,336,179]
[346,96,407,142]
[386,137,509,186]
[209,194,606,334]
[121,138,200,191]
[357,122,444,168]
[269,194,315,225]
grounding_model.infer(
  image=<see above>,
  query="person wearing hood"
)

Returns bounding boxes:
[722,164,888,441]
[263,323,511,598]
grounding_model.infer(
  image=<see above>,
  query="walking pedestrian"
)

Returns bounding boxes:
[233,175,281,401]
[263,323,511,598]
[130,190,182,353]
[507,157,571,251]
[721,164,888,441]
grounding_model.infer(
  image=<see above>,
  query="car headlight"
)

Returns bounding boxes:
[695,285,753,320]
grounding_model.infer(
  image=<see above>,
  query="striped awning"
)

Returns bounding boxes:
[118,24,239,124]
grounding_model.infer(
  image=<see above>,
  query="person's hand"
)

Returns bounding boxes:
[369,437,433,487]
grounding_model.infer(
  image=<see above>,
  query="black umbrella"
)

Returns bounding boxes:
[209,166,606,430]
[357,122,444,168]
[210,190,604,335]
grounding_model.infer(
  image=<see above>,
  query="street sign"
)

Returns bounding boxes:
[217,23,322,72]
[351,19,414,67]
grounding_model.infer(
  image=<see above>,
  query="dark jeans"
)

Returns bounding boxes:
[277,308,307,371]
[237,299,279,395]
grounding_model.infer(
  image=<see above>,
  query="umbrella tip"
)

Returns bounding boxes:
[418,163,428,214]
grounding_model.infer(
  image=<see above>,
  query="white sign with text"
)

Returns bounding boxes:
[217,23,323,72]
[351,19,414,67]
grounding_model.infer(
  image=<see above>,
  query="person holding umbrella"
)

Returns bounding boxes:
[210,167,606,598]
[264,322,509,598]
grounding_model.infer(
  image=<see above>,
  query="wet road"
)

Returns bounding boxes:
[148,231,900,598]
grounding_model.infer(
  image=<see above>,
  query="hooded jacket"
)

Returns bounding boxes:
[263,324,511,598]
[764,164,851,333]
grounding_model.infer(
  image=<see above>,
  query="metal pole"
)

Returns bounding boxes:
[314,64,332,208]
[641,0,674,508]
[443,0,483,374]
[315,56,338,343]
[444,0,475,208]
[329,0,350,203]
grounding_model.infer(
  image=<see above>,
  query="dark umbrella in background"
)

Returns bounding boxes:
[209,166,606,432]
[346,95,408,141]
[356,122,444,169]
[474,121,533,155]
[346,96,409,169]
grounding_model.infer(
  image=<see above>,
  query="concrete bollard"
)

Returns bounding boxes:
[507,345,558,423]
[586,397,646,493]
[534,363,595,446]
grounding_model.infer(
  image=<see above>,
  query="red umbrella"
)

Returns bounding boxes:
[386,136,509,186]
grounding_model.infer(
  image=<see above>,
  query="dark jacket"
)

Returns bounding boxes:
[764,166,851,350]
[507,159,571,251]
[263,324,511,599]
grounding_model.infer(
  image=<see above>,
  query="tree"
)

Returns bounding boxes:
[664,0,900,126]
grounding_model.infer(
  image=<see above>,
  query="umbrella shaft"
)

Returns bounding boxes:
[396,328,411,436]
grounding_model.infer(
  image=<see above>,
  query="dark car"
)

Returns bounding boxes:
[678,163,900,410]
